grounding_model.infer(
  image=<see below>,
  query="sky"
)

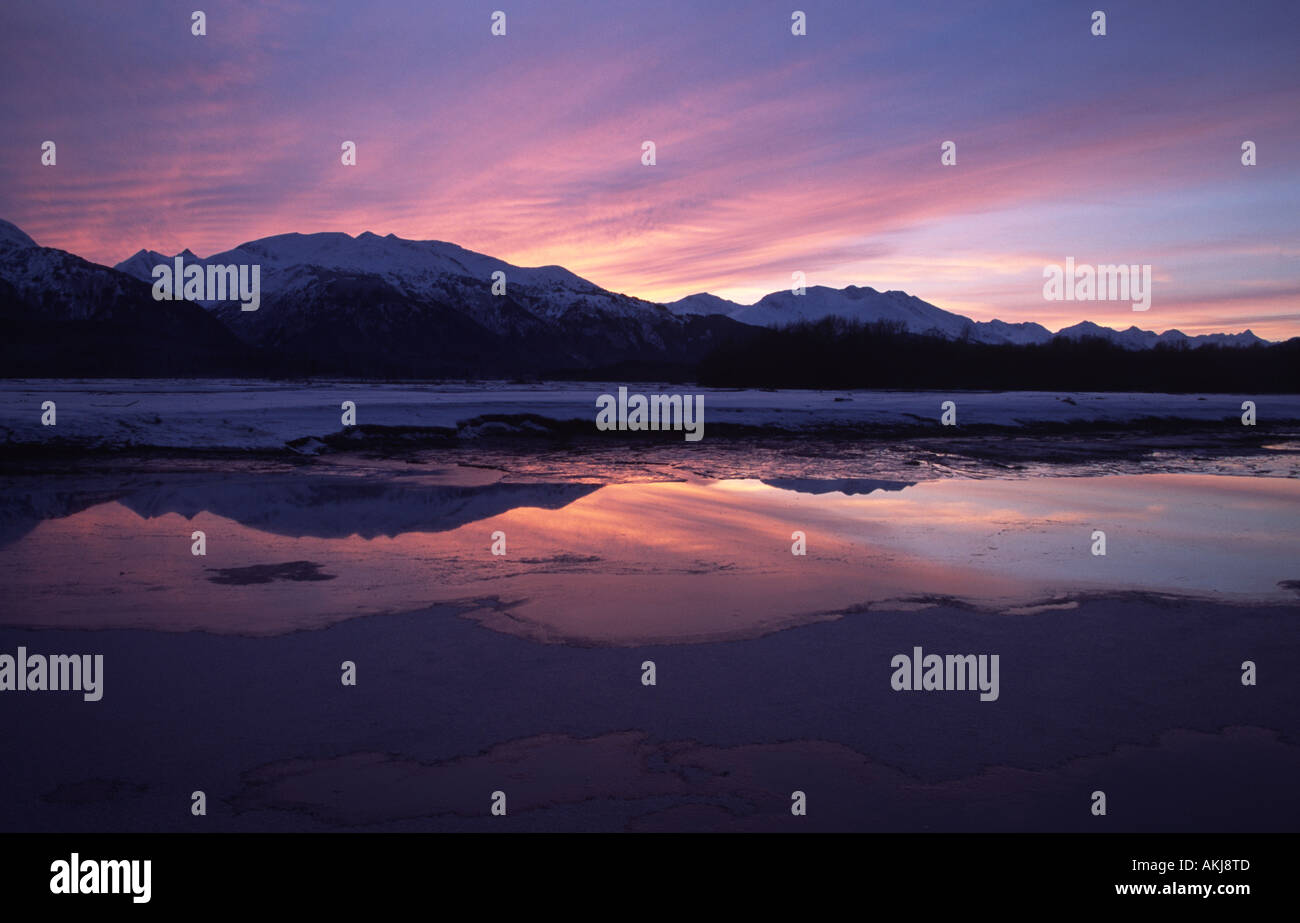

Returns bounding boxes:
[1,0,1297,337]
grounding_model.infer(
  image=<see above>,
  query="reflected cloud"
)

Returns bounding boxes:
[0,473,1295,642]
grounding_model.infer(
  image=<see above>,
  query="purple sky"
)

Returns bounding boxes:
[2,0,1297,336]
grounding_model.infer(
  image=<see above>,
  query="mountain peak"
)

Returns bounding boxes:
[0,219,37,250]
[91,228,1280,352]
[663,284,1271,350]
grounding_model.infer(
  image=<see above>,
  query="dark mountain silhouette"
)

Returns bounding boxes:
[0,220,254,376]
[0,219,1292,387]
[113,229,742,377]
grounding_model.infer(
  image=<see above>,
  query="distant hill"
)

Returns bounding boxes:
[664,285,1267,350]
[697,316,1298,393]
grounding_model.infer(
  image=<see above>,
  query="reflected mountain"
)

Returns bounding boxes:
[0,486,129,549]
[761,477,914,496]
[2,473,1298,641]
[0,477,600,547]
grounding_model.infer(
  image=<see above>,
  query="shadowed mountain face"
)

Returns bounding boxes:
[196,269,742,378]
[114,229,747,377]
[0,220,253,376]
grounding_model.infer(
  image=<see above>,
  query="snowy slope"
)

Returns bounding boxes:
[117,230,672,325]
[663,292,743,316]
[731,286,972,337]
[664,282,1268,349]
[107,228,754,374]
[969,318,1055,346]
[1055,321,1267,350]
[0,221,250,374]
[0,219,37,250]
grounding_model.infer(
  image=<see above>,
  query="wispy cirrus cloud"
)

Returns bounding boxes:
[1,0,1296,335]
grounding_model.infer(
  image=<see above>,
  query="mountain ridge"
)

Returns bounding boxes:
[103,224,734,376]
[0,219,1280,381]
[663,285,1267,350]
[105,224,1270,349]
[0,220,254,376]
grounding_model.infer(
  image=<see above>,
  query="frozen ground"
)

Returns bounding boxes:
[2,379,1298,451]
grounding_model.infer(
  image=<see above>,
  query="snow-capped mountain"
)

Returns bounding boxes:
[0,219,175,320]
[114,230,738,375]
[970,317,1057,347]
[0,219,250,375]
[1052,321,1266,350]
[0,220,38,251]
[0,217,1277,379]
[117,231,1272,355]
[666,292,743,317]
[729,286,975,337]
[664,284,1267,350]
[118,230,673,326]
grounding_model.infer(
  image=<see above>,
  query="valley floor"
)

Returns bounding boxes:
[0,381,1296,831]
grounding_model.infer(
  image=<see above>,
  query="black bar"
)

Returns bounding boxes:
[0,832,1286,910]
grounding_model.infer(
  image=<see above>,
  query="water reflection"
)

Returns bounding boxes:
[0,475,598,548]
[0,473,1295,643]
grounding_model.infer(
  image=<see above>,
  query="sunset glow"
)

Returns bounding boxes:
[1,0,1297,336]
